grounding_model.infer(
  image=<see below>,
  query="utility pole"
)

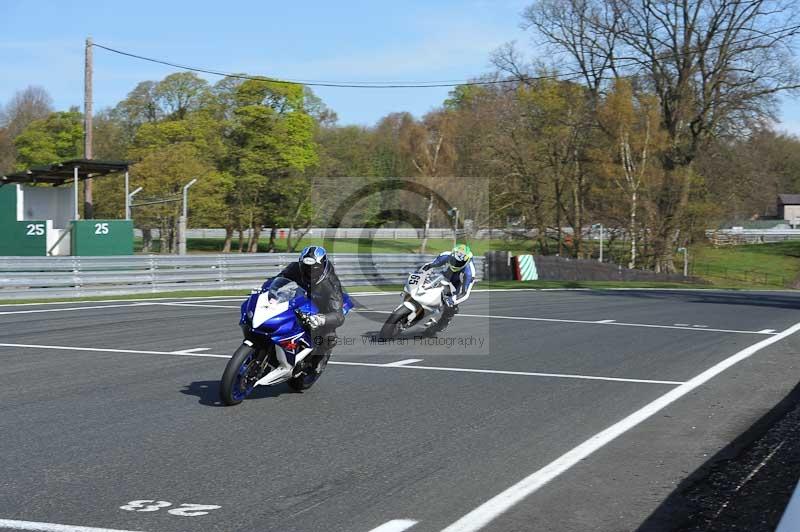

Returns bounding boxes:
[126,186,143,221]
[178,178,198,255]
[448,207,459,246]
[599,224,604,263]
[678,247,689,277]
[84,37,94,219]
[592,223,604,262]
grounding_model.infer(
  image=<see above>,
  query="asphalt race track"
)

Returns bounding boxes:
[1,289,800,532]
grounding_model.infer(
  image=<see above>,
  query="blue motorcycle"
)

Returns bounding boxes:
[220,277,354,406]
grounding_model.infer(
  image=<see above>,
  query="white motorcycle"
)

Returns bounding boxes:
[379,267,455,339]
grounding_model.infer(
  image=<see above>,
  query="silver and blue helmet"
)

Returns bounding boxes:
[299,245,329,285]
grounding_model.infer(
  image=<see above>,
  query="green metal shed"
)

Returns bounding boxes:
[0,159,133,256]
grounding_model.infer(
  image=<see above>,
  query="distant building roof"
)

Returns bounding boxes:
[778,194,800,205]
[1,159,129,186]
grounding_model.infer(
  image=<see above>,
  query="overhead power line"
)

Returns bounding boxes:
[92,43,528,88]
[92,23,800,90]
[91,42,586,88]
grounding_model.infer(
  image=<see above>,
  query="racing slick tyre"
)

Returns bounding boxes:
[220,343,260,406]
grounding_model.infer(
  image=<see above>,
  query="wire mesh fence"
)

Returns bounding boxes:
[689,262,788,287]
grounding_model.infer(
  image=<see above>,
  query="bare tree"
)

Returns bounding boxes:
[1,86,53,137]
[522,0,621,92]
[401,112,455,253]
[597,79,665,267]
[523,0,800,270]
[0,86,53,173]
[0,128,13,174]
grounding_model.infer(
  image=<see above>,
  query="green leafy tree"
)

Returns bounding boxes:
[131,144,212,252]
[14,109,83,169]
[127,98,230,252]
[154,73,209,120]
[114,81,161,130]
[227,79,318,251]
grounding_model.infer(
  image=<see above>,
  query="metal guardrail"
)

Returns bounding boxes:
[0,253,485,300]
[706,229,800,245]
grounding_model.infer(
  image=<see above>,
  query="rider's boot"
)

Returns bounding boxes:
[315,350,331,374]
[312,333,336,374]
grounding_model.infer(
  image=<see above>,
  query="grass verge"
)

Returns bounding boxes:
[689,241,800,288]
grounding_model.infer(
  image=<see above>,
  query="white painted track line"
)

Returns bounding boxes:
[0,301,239,315]
[367,519,418,532]
[0,343,229,359]
[0,303,152,316]
[0,343,681,385]
[439,321,800,532]
[456,312,777,336]
[383,358,424,366]
[0,518,144,532]
[0,295,784,337]
[330,361,683,385]
[152,302,240,309]
[171,347,211,354]
[0,294,256,307]
[356,309,776,335]
[0,286,793,308]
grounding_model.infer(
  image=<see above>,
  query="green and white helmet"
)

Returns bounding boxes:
[448,244,473,272]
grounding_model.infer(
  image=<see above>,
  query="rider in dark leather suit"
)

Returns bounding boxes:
[276,246,344,373]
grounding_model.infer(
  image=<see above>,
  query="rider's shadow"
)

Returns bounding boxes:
[180,380,291,407]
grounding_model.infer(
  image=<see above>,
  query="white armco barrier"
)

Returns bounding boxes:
[706,228,800,245]
[0,253,484,300]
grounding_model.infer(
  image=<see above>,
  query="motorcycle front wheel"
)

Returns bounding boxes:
[380,306,414,339]
[220,343,260,406]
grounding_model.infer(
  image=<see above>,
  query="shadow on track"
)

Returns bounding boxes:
[637,381,800,532]
[585,289,800,311]
[181,380,291,406]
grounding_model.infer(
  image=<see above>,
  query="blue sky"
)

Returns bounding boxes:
[1,0,799,132]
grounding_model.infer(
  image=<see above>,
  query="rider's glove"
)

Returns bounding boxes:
[420,263,432,271]
[304,313,326,329]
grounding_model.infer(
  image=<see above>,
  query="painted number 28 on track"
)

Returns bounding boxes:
[120,500,221,516]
